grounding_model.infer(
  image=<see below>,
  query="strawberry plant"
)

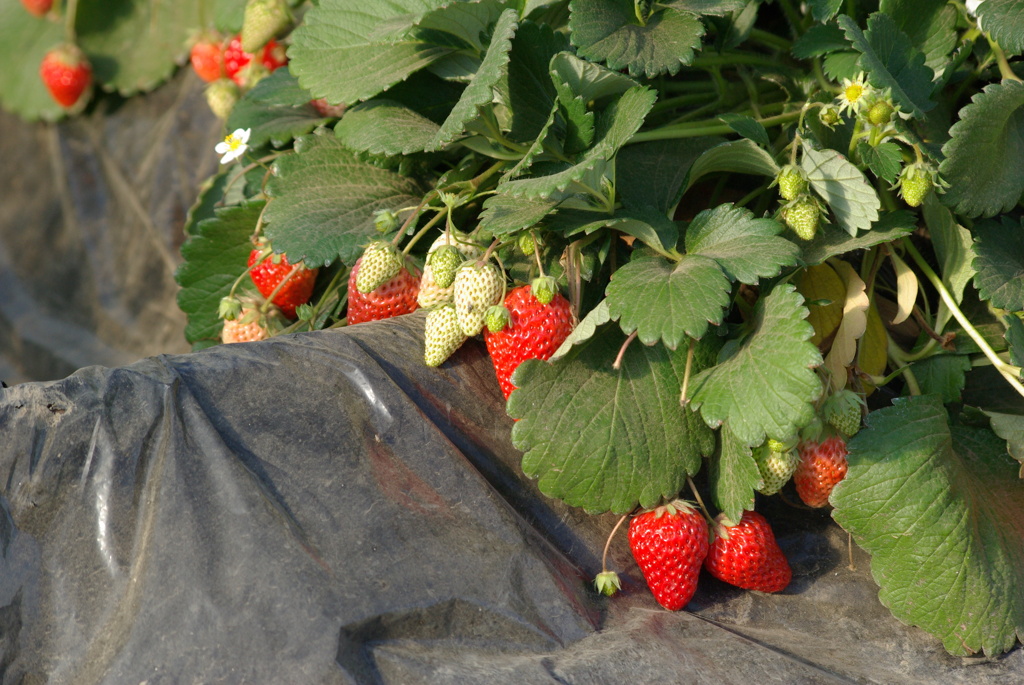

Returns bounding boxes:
[4,0,1024,661]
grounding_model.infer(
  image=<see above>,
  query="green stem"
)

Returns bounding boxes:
[902,238,1024,398]
[887,337,922,395]
[64,0,79,42]
[986,35,1022,82]
[629,109,801,144]
[401,208,447,258]
[748,27,791,52]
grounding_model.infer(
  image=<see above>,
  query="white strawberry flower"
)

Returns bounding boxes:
[215,127,251,164]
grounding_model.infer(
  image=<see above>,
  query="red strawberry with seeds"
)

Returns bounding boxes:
[248,245,318,319]
[20,0,52,17]
[347,257,420,325]
[40,44,92,109]
[483,285,574,400]
[794,435,849,508]
[190,34,226,83]
[224,35,287,85]
[628,500,709,611]
[704,511,791,593]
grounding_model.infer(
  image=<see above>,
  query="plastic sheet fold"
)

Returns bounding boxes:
[1,313,1021,683]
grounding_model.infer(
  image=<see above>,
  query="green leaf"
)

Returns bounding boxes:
[662,0,746,15]
[800,210,915,265]
[264,132,423,266]
[501,85,657,198]
[606,252,731,347]
[683,138,780,194]
[176,201,265,348]
[971,217,1024,312]
[838,13,936,118]
[428,8,518,150]
[214,0,247,33]
[548,51,639,104]
[500,21,568,144]
[978,0,1024,57]
[227,68,330,149]
[710,424,761,523]
[940,80,1024,218]
[717,113,770,147]
[510,326,717,514]
[857,141,902,185]
[923,195,975,305]
[568,0,705,78]
[792,23,849,59]
[334,100,441,156]
[808,0,842,22]
[822,50,861,81]
[617,137,722,215]
[983,410,1024,470]
[551,299,612,360]
[688,284,823,445]
[911,355,972,403]
[0,2,65,120]
[288,0,455,106]
[879,0,958,75]
[76,0,202,95]
[1007,315,1024,368]
[555,80,596,156]
[832,395,1024,657]
[801,143,881,236]
[685,204,800,284]
[479,192,559,234]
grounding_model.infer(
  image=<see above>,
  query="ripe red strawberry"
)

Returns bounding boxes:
[224,35,287,86]
[347,257,420,325]
[794,435,849,508]
[628,500,709,611]
[190,34,226,83]
[40,44,92,109]
[483,285,574,400]
[20,0,52,17]
[704,511,791,593]
[248,245,318,319]
[310,98,346,118]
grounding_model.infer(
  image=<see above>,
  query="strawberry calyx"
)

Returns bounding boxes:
[593,570,622,597]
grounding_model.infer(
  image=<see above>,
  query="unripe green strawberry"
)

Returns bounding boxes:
[454,262,504,336]
[822,389,865,436]
[205,78,239,119]
[417,231,484,309]
[373,209,399,233]
[531,276,557,306]
[429,245,463,289]
[819,104,841,128]
[424,304,466,367]
[866,99,895,127]
[776,164,808,202]
[517,232,536,256]
[355,242,403,294]
[898,168,933,208]
[240,0,292,53]
[485,304,510,333]
[783,195,820,240]
[754,442,800,496]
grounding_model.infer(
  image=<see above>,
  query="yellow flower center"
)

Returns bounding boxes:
[844,83,864,103]
[223,134,242,151]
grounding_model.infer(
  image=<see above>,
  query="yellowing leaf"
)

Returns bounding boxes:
[796,263,845,347]
[889,251,919,325]
[858,303,888,395]
[824,260,869,392]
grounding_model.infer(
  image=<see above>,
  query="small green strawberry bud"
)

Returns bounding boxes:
[484,304,511,333]
[783,195,820,241]
[594,570,622,597]
[429,245,463,289]
[355,241,403,294]
[518,232,536,257]
[866,99,895,127]
[219,295,243,321]
[531,276,557,305]
[819,104,841,128]
[776,164,808,202]
[373,209,399,233]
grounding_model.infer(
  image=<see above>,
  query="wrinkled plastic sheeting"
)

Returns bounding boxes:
[0,71,220,385]
[0,313,1021,684]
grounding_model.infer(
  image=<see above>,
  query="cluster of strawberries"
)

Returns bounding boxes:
[615,394,856,610]
[22,0,93,112]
